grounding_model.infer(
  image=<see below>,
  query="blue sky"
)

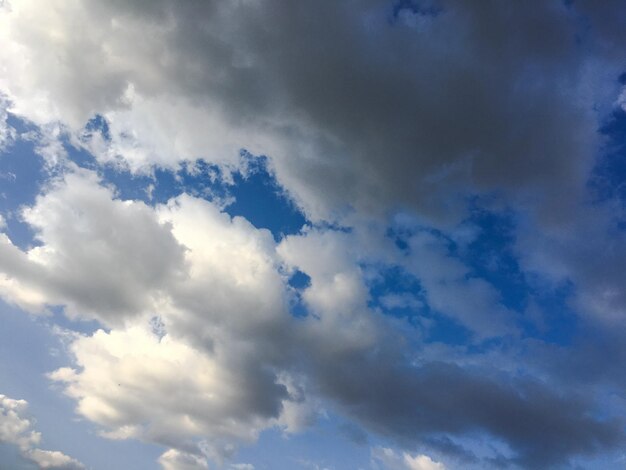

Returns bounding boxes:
[1,1,626,469]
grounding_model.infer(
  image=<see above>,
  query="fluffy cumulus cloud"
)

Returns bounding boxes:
[1,1,626,469]
[11,171,299,464]
[0,169,623,468]
[0,394,84,469]
[0,166,618,468]
[0,394,40,451]
[0,169,186,322]
[48,324,287,461]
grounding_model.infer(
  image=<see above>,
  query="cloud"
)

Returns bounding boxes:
[309,353,623,467]
[0,168,186,324]
[0,394,40,451]
[371,447,445,470]
[230,464,255,470]
[158,449,209,470]
[0,171,619,467]
[1,0,621,225]
[21,171,298,462]
[4,0,625,337]
[0,393,84,469]
[25,449,85,470]
[1,2,626,469]
[48,324,288,459]
[277,227,624,467]
[515,203,626,324]
[0,93,15,151]
[401,230,517,338]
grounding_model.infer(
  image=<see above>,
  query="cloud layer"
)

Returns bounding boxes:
[0,1,626,469]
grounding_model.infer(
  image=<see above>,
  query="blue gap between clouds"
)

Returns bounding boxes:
[367,262,472,346]
[1,113,310,322]
[287,269,311,318]
[76,116,308,241]
[0,115,48,250]
[592,104,626,219]
[459,200,580,346]
[378,203,580,347]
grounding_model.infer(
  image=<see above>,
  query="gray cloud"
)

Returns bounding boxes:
[0,170,621,468]
[0,169,187,324]
[2,0,622,224]
[311,355,622,468]
[279,227,625,468]
[1,1,626,469]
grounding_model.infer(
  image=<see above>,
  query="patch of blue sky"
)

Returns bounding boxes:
[287,269,311,318]
[382,201,583,347]
[288,269,312,290]
[366,263,472,345]
[459,202,582,346]
[0,115,48,250]
[522,277,579,346]
[235,413,372,470]
[458,202,527,313]
[68,118,308,240]
[2,111,583,348]
[225,153,307,239]
[592,105,626,214]
[45,304,102,336]
[367,265,424,316]
[0,444,31,469]
[389,0,443,23]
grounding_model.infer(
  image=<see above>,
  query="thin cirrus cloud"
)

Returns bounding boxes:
[0,1,626,469]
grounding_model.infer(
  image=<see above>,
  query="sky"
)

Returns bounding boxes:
[0,1,626,469]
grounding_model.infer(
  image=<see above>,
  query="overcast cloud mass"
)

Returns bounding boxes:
[0,0,626,469]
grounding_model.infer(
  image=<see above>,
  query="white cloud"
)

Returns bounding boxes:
[158,449,209,470]
[48,324,288,460]
[371,447,446,470]
[0,393,84,469]
[0,168,186,324]
[26,449,85,470]
[0,394,41,451]
[0,168,621,468]
[0,169,313,464]
[278,228,379,353]
[15,173,311,464]
[155,193,289,348]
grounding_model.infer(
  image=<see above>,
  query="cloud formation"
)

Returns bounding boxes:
[0,393,84,469]
[1,0,622,223]
[0,1,626,469]
[0,168,622,467]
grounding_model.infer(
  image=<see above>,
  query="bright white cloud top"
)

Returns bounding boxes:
[0,1,626,469]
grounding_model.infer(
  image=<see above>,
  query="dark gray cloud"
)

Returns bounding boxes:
[308,350,623,468]
[4,0,624,223]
